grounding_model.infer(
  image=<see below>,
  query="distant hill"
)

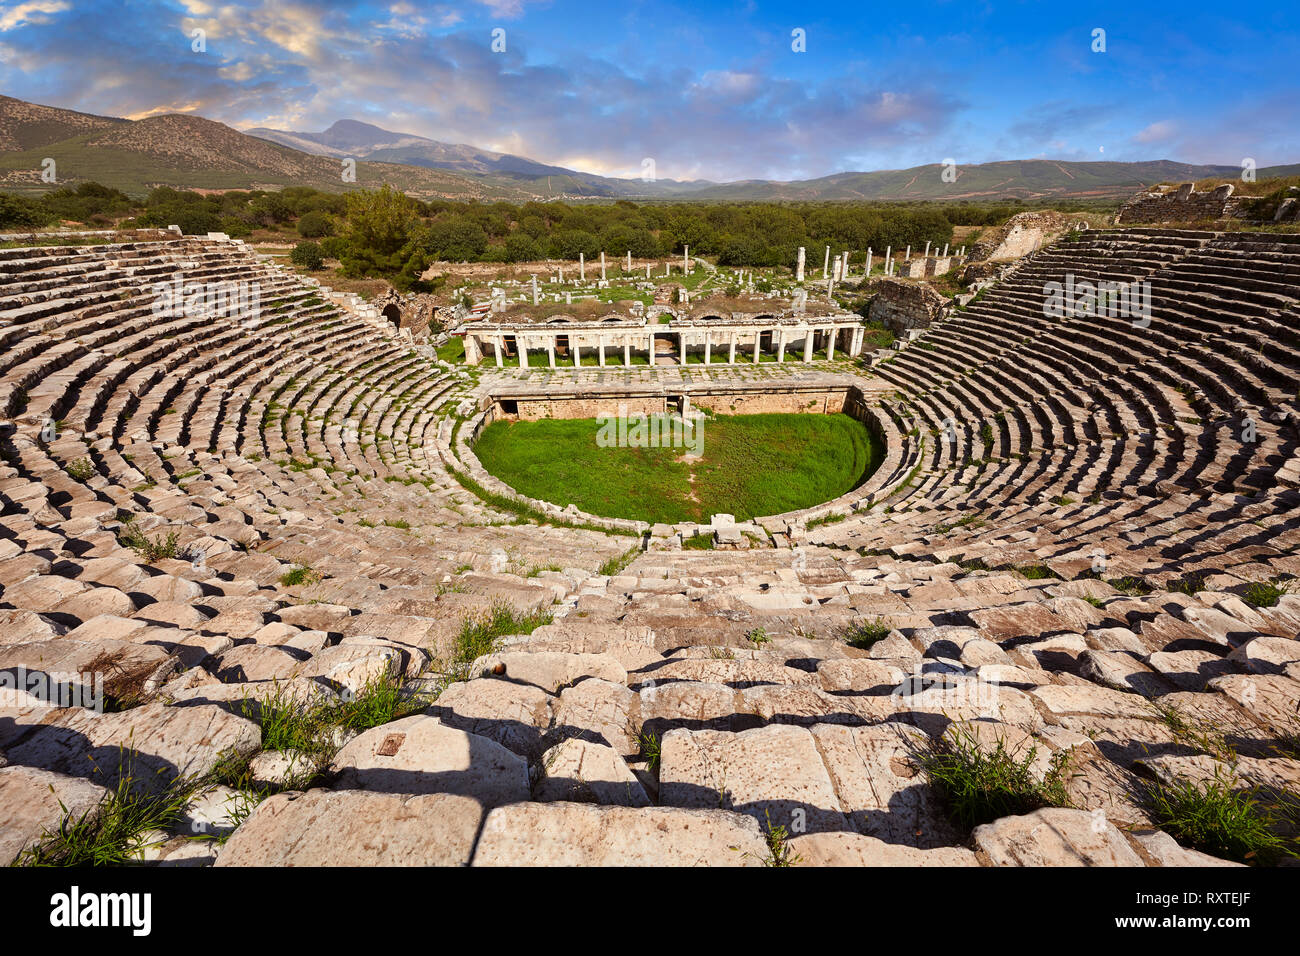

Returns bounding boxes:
[0,98,533,199]
[247,118,711,199]
[2,97,1295,204]
[684,160,1263,202]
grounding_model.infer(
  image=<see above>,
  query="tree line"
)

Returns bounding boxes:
[0,181,1038,291]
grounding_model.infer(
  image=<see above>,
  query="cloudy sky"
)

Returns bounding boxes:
[1,0,1297,181]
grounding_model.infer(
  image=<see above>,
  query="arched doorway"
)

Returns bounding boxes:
[381,303,401,329]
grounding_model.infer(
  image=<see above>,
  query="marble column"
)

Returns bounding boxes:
[728,334,737,364]
[494,337,503,367]
[777,330,787,362]
[804,331,813,362]
[598,338,606,367]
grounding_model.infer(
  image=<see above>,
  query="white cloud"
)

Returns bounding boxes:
[0,0,70,32]
[1133,120,1176,143]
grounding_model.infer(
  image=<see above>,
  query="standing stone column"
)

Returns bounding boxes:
[547,340,556,368]
[598,338,606,367]
[573,340,581,367]
[905,245,911,262]
[704,334,712,365]
[728,333,737,364]
[796,246,806,282]
[679,334,686,366]
[519,340,528,368]
[683,245,690,275]
[624,342,631,366]
[942,243,949,257]
[865,248,873,275]
[648,332,656,365]
[600,252,607,281]
[804,330,814,362]
[823,245,830,278]
[531,275,539,305]
[579,253,585,282]
[494,338,503,367]
[924,241,931,258]
[626,251,632,271]
[777,330,787,362]
[827,328,836,361]
[753,331,761,363]
[646,264,652,279]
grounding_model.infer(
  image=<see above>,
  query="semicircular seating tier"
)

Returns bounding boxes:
[0,230,1297,868]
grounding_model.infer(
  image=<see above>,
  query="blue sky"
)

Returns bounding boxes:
[1,0,1296,180]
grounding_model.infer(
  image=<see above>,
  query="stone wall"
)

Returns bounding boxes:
[489,383,853,422]
[865,278,947,333]
[691,390,847,416]
[1115,183,1246,224]
[968,210,1083,261]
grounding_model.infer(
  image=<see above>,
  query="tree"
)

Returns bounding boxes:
[297,210,334,238]
[338,185,419,278]
[290,241,324,271]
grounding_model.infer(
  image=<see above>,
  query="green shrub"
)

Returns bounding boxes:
[297,210,335,238]
[1146,769,1297,866]
[290,240,324,271]
[917,723,1075,831]
[843,617,891,649]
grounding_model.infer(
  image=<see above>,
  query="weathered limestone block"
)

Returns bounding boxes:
[638,657,817,690]
[216,790,483,866]
[2,703,260,789]
[0,766,108,865]
[0,609,68,644]
[815,658,906,692]
[1228,636,1300,676]
[0,638,177,707]
[471,803,769,866]
[553,677,642,756]
[467,650,626,693]
[789,831,978,866]
[638,680,739,737]
[810,723,964,847]
[973,808,1145,866]
[298,642,404,694]
[534,738,650,806]
[1027,683,1155,719]
[330,714,529,805]
[430,678,554,758]
[212,643,305,683]
[1208,673,1300,734]
[659,724,848,832]
[1128,829,1244,867]
[1078,649,1172,696]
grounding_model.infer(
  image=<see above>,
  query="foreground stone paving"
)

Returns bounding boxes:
[0,231,1297,866]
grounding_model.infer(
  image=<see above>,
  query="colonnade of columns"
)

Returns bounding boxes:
[484,325,869,368]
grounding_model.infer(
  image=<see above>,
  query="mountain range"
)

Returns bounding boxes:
[2,96,1293,204]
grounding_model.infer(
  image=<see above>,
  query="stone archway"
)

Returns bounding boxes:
[381,303,401,329]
